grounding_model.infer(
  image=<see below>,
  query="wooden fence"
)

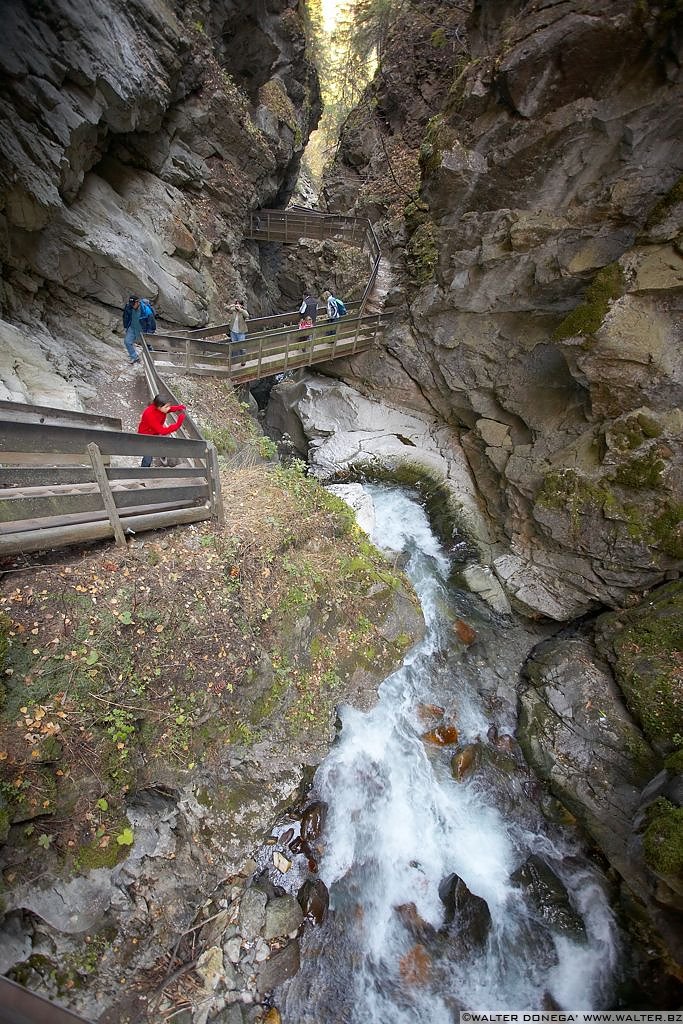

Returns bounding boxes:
[0,405,223,557]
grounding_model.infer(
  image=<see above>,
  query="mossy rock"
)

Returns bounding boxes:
[596,582,683,753]
[553,262,625,340]
[643,798,683,878]
[406,220,439,287]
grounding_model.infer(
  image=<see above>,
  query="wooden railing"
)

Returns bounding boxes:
[0,976,92,1023]
[152,208,386,383]
[0,208,385,555]
[146,309,394,384]
[0,405,223,557]
[246,207,382,318]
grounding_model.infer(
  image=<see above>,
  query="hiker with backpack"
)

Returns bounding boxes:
[122,295,157,364]
[323,290,347,336]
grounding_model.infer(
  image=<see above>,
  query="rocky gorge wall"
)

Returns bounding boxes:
[320,0,683,623]
[289,0,683,991]
[0,0,321,408]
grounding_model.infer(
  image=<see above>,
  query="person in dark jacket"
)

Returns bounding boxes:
[122,295,143,364]
[299,291,319,324]
[137,395,186,468]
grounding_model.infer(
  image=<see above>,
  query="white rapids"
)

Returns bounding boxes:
[282,486,619,1023]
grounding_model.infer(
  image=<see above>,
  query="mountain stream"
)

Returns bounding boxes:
[278,485,620,1022]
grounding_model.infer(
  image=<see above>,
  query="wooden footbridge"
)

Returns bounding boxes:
[1,208,389,557]
[145,207,392,384]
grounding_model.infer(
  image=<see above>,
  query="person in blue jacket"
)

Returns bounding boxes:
[122,295,143,364]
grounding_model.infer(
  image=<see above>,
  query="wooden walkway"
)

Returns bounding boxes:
[1,208,387,556]
[151,207,386,382]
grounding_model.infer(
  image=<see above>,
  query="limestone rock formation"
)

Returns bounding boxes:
[0,0,321,407]
[322,0,683,620]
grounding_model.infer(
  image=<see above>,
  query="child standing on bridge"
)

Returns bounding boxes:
[137,396,186,468]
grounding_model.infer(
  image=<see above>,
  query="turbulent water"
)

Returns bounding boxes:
[282,486,619,1023]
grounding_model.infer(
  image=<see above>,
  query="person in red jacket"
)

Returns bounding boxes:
[137,395,186,467]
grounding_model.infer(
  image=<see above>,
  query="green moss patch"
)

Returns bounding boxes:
[553,263,625,340]
[598,582,683,752]
[643,798,683,878]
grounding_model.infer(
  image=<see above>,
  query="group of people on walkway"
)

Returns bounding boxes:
[130,284,347,468]
[298,290,346,332]
[123,290,347,367]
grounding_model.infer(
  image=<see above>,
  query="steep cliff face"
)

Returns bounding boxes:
[324,0,682,620]
[0,0,320,406]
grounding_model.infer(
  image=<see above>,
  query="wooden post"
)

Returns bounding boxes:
[205,442,225,527]
[87,442,127,548]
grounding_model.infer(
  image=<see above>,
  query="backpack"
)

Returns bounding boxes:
[139,298,157,334]
[334,298,347,316]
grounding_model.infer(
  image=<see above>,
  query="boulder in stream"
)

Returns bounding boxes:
[510,855,587,940]
[438,873,491,948]
[297,878,329,927]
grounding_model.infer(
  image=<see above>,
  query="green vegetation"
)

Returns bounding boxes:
[418,114,456,176]
[406,220,439,287]
[609,412,663,452]
[536,464,681,556]
[202,424,236,456]
[430,27,446,48]
[553,263,625,340]
[643,798,683,877]
[614,451,666,490]
[251,435,279,460]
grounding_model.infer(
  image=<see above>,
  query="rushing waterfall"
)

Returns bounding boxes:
[282,486,620,1022]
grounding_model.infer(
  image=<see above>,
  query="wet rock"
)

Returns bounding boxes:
[398,944,431,986]
[495,733,516,754]
[438,873,491,948]
[239,889,267,941]
[451,743,481,781]
[325,483,376,535]
[510,856,586,940]
[453,619,477,645]
[519,635,665,926]
[300,801,327,844]
[263,895,304,940]
[279,828,294,845]
[297,878,329,926]
[252,869,285,902]
[422,724,459,746]
[417,702,445,722]
[395,902,437,941]
[256,940,300,994]
[541,992,563,1011]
